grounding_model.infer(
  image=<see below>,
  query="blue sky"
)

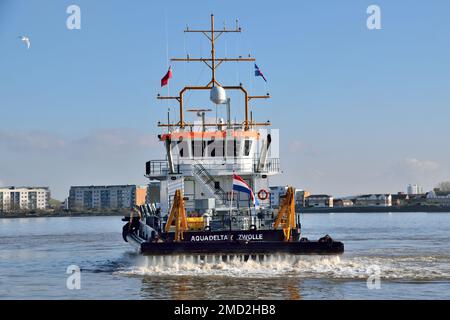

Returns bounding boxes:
[1,0,450,199]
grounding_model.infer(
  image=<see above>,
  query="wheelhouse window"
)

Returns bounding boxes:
[206,138,223,157]
[226,138,242,157]
[244,139,252,156]
[234,139,242,157]
[172,138,189,158]
[192,140,205,157]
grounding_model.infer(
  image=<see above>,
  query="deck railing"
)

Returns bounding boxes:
[145,158,280,176]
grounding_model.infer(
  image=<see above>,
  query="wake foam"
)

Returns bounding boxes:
[115,254,450,280]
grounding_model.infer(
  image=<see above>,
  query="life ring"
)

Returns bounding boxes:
[257,189,269,200]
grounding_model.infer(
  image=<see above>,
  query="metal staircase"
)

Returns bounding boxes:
[192,161,229,207]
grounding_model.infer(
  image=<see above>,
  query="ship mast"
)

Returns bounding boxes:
[157,14,270,131]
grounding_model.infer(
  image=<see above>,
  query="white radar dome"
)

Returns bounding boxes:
[210,85,227,104]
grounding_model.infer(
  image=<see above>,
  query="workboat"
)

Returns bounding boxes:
[122,15,344,257]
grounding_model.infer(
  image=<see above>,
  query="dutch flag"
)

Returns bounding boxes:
[232,174,259,207]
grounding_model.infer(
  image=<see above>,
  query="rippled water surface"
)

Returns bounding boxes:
[1,212,450,299]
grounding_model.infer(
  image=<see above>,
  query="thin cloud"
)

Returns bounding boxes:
[0,131,66,152]
[0,129,160,199]
[404,158,439,172]
[378,157,443,193]
[0,129,158,155]
[287,139,319,157]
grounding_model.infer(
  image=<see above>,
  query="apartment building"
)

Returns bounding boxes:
[305,194,334,208]
[0,187,50,212]
[68,185,146,210]
[146,180,161,204]
[354,194,392,207]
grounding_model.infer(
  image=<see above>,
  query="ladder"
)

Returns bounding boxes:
[192,161,229,207]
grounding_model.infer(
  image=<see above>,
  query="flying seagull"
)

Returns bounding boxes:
[19,36,31,49]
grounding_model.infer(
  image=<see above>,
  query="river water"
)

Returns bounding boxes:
[1,212,449,299]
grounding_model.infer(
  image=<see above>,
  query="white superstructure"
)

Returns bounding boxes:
[146,15,281,230]
[146,128,280,217]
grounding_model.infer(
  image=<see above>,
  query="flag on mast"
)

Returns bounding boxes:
[254,64,267,82]
[232,174,259,207]
[161,66,172,87]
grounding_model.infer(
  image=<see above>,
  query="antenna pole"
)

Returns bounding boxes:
[211,14,216,85]
[167,108,170,133]
[157,15,271,131]
[229,188,233,231]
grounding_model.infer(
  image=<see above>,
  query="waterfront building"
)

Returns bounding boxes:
[68,185,145,210]
[0,187,51,212]
[406,194,427,206]
[269,186,288,208]
[407,184,424,195]
[424,189,450,206]
[61,198,69,210]
[146,180,161,204]
[135,185,148,206]
[354,194,392,207]
[295,189,310,208]
[392,193,410,206]
[270,187,310,208]
[306,195,334,208]
[334,199,354,207]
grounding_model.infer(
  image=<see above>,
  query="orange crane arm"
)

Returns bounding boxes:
[273,187,296,241]
[165,189,188,241]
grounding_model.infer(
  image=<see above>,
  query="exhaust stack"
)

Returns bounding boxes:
[165,138,175,174]
[257,134,272,172]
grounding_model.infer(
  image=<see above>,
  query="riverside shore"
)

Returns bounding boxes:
[3,205,450,219]
[300,205,450,213]
[0,211,127,219]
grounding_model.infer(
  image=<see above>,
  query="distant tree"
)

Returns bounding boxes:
[436,181,450,191]
[49,198,62,209]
